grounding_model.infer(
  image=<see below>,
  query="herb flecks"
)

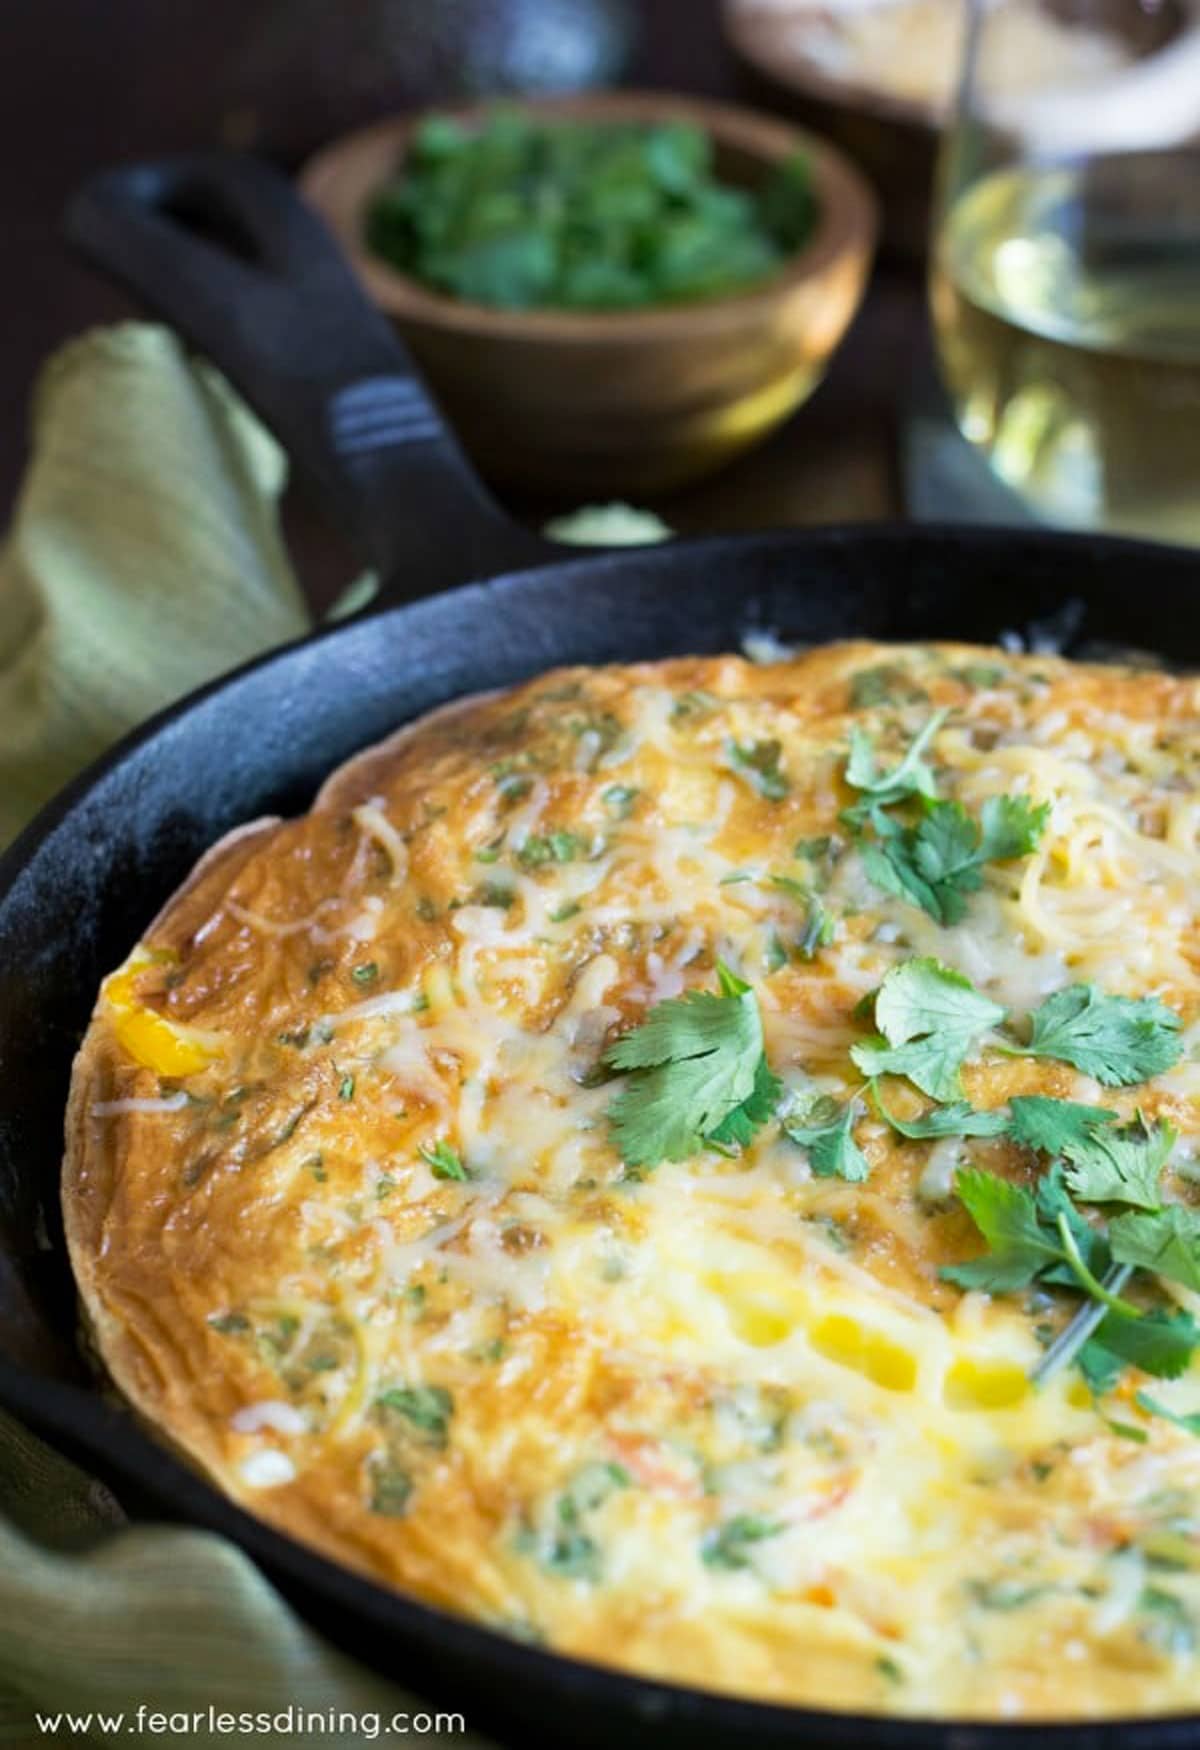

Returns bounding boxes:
[376,1384,454,1446]
[728,738,789,802]
[769,876,835,959]
[368,1462,413,1517]
[420,1140,470,1182]
[849,664,929,709]
[518,830,587,869]
[702,1514,783,1571]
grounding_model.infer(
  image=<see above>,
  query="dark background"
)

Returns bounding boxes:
[0,0,923,591]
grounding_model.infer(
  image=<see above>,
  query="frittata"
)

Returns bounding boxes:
[64,641,1200,1719]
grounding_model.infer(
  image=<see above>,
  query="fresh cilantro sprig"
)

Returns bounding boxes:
[605,963,780,1168]
[862,794,1049,926]
[1006,1096,1178,1213]
[782,1093,869,1182]
[941,1166,1091,1295]
[1006,1096,1116,1156]
[942,1094,1200,1393]
[367,110,817,314]
[842,711,946,826]
[1086,1309,1200,1383]
[1109,1204,1200,1291]
[1011,984,1182,1086]
[1059,1113,1177,1210]
[850,959,1006,1102]
[840,710,1047,922]
[870,1083,1009,1140]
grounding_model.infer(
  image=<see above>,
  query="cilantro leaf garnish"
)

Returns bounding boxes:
[851,1035,976,1105]
[1086,1308,1200,1383]
[782,1093,870,1182]
[859,833,935,916]
[946,1164,1200,1391]
[1016,985,1182,1086]
[707,1054,782,1150]
[941,1168,1065,1292]
[875,957,1007,1051]
[1007,1096,1117,1157]
[1060,1113,1177,1210]
[869,1083,1009,1140]
[1110,1204,1200,1292]
[976,794,1053,862]
[943,1161,1119,1303]
[842,711,946,823]
[850,958,1006,1101]
[605,963,780,1166]
[943,1083,1197,1392]
[862,795,1049,925]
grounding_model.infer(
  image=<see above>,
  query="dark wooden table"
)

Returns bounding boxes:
[0,0,927,606]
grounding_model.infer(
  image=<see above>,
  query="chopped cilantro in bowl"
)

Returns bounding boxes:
[365,106,818,312]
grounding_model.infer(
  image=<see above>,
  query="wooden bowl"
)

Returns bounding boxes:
[300,91,878,495]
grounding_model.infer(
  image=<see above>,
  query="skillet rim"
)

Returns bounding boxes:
[2,514,1196,891]
[3,518,1200,1747]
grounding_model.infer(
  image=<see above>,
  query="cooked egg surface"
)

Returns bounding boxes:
[64,642,1200,1719]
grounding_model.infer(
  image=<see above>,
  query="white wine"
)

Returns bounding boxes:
[932,151,1200,546]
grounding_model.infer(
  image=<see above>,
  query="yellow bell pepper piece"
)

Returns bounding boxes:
[102,946,224,1077]
[943,1357,1029,1411]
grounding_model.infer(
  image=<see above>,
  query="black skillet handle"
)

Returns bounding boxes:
[64,152,558,597]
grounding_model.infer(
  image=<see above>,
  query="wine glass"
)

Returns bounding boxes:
[930,0,1200,546]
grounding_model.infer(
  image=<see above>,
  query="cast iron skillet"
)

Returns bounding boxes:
[0,152,1196,1750]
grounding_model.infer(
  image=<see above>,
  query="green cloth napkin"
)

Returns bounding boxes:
[0,1411,476,1749]
[0,323,310,846]
[0,325,494,1747]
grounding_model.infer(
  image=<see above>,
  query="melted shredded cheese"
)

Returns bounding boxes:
[72,643,1200,1722]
